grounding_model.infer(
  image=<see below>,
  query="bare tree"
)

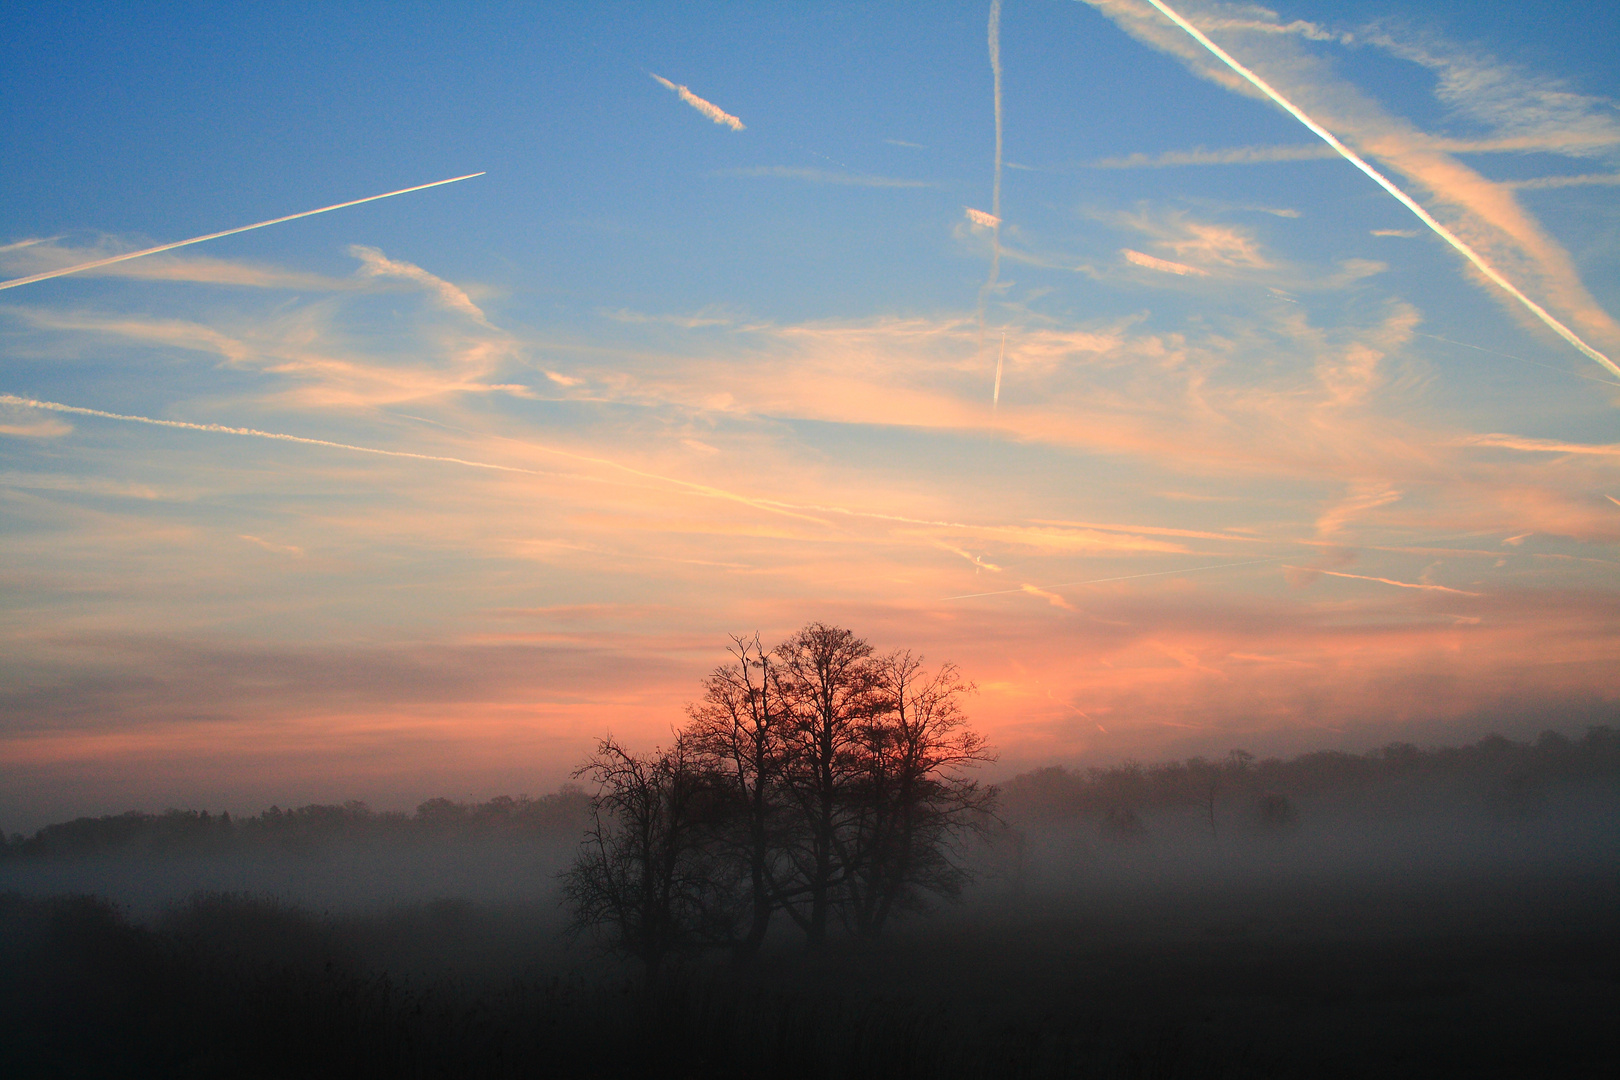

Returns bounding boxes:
[561,736,731,975]
[683,634,788,958]
[841,651,996,936]
[571,625,999,957]
[772,623,880,947]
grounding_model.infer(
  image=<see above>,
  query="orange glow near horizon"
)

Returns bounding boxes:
[3,2,1618,827]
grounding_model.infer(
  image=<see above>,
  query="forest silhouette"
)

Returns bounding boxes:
[4,625,1619,1077]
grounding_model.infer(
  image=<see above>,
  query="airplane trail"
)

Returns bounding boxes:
[941,557,1284,600]
[988,0,1004,241]
[3,395,1292,546]
[650,74,745,131]
[1141,0,1620,381]
[1414,332,1620,387]
[0,394,828,525]
[976,0,1006,403]
[1291,566,1481,596]
[0,174,485,292]
[993,332,1005,409]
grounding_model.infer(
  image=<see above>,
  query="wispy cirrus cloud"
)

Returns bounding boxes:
[1507,173,1620,191]
[1093,144,1338,168]
[712,166,934,187]
[0,175,484,292]
[0,239,355,291]
[1090,132,1620,170]
[1293,566,1480,596]
[1119,209,1271,270]
[650,73,745,131]
[0,237,57,254]
[1084,0,1620,380]
[604,307,739,328]
[0,418,73,439]
[350,245,486,321]
[1458,434,1620,457]
[6,245,528,409]
[1362,25,1620,165]
[1123,248,1208,276]
[1193,12,1350,44]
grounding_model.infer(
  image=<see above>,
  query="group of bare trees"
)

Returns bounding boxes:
[562,623,996,972]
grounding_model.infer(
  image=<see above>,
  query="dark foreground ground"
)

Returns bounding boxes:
[4,865,1617,1080]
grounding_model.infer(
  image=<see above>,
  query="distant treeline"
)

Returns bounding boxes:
[7,726,1617,862]
[1,788,592,861]
[1001,726,1620,825]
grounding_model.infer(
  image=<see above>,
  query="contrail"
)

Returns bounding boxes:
[1414,332,1620,387]
[988,0,1004,239]
[650,74,745,131]
[0,394,829,525]
[1140,0,1620,381]
[977,0,1007,404]
[992,332,1006,409]
[0,397,1319,552]
[1290,566,1481,596]
[0,174,485,292]
[941,557,1283,600]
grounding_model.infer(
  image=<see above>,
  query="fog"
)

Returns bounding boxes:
[6,731,1618,944]
[5,731,1617,1076]
[0,833,578,919]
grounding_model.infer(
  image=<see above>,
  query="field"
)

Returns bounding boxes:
[5,734,1618,1078]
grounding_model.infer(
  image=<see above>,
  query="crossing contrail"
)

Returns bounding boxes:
[0,173,485,292]
[1141,0,1620,381]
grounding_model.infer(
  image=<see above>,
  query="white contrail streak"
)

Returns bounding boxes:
[1140,0,1620,381]
[992,332,1006,409]
[0,394,828,525]
[1414,332,1620,387]
[0,174,486,292]
[941,558,1283,600]
[1289,566,1480,596]
[5,393,1287,545]
[650,74,745,131]
[977,0,1007,404]
[988,0,1004,236]
[983,0,1004,292]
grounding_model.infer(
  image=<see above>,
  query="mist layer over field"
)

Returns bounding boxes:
[5,729,1617,1077]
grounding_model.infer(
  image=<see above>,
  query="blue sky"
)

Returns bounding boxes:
[3,1,1617,826]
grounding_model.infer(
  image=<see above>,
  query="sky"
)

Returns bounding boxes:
[2,0,1617,828]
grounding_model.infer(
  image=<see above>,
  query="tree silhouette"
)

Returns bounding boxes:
[771,622,883,947]
[565,623,999,966]
[841,651,994,937]
[683,634,789,958]
[561,736,732,974]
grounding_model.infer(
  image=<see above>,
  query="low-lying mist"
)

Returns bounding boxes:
[5,728,1617,1077]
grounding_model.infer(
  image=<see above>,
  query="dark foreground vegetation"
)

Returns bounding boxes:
[4,869,1617,1079]
[2,788,592,861]
[4,618,1617,1078]
[5,723,1618,1078]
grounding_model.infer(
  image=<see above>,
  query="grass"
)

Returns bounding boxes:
[4,872,1617,1079]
